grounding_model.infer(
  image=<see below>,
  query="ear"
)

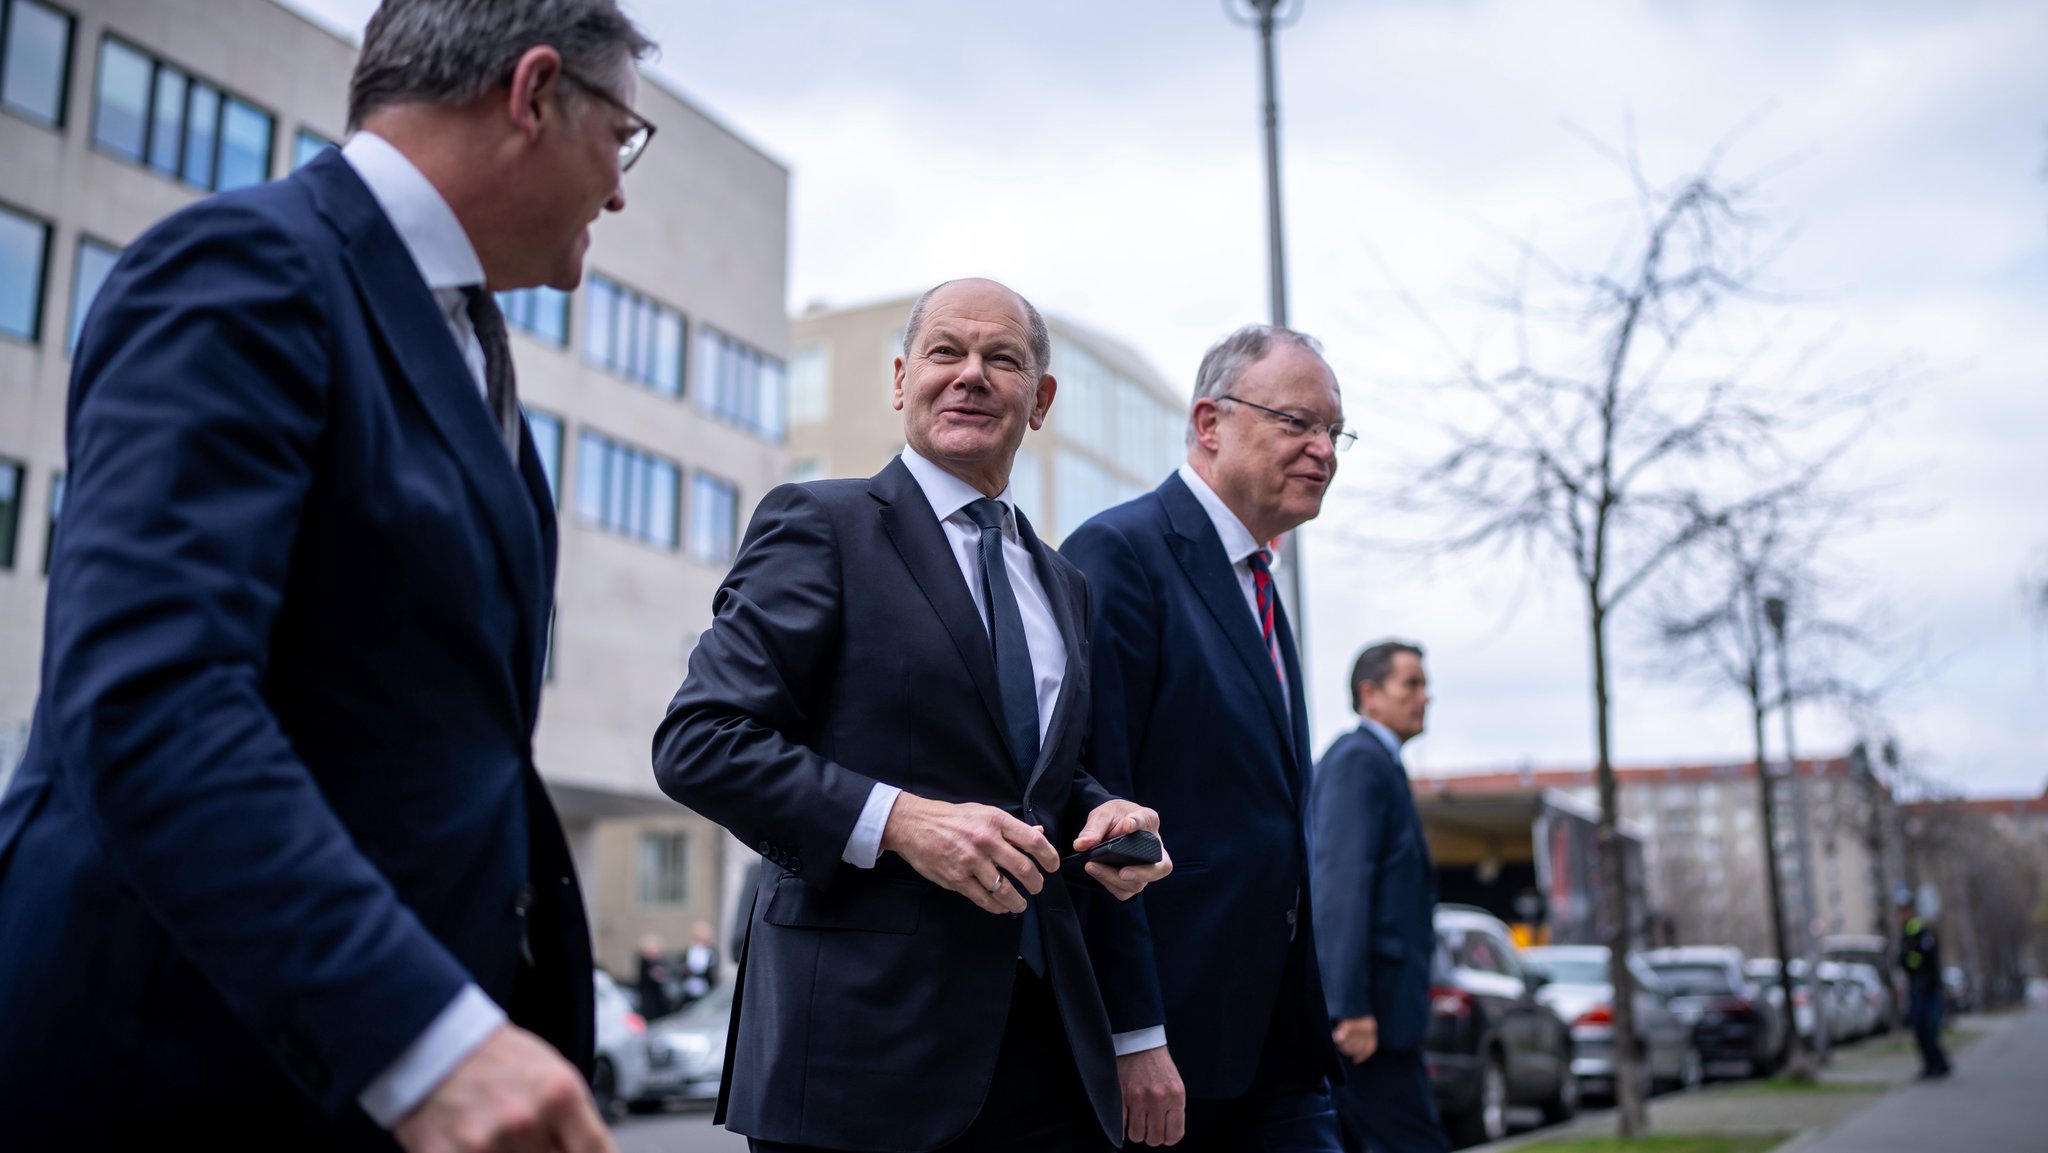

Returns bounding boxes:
[1027,373,1057,431]
[1190,397,1225,452]
[505,45,566,143]
[890,356,907,412]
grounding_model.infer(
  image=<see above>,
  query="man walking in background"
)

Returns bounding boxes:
[1063,325,1349,1151]
[0,2,655,1148]
[1311,642,1449,1153]
[1899,892,1952,1079]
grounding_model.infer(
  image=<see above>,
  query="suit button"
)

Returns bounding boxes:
[757,841,774,857]
[272,1028,330,1091]
[1285,908,1299,928]
[787,856,803,873]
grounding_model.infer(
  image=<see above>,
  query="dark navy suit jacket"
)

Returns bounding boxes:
[1061,472,1343,1100]
[652,458,1125,1152]
[1309,726,1438,1054]
[0,151,589,1149]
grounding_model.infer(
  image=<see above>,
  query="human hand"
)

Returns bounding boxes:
[1332,1015,1378,1064]
[881,792,1059,914]
[1116,1044,1186,1146]
[1074,800,1172,900]
[393,1024,614,1153]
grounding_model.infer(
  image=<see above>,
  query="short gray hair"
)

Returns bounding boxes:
[902,280,1053,380]
[1186,324,1325,445]
[348,0,655,130]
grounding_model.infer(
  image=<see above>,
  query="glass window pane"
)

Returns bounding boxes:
[536,287,568,347]
[652,309,681,396]
[181,82,219,188]
[647,461,678,550]
[0,204,48,341]
[292,128,334,170]
[524,410,561,504]
[43,470,63,574]
[92,39,151,159]
[582,277,614,368]
[0,459,22,569]
[2,1,72,126]
[69,238,122,353]
[217,97,271,190]
[759,358,786,440]
[695,328,719,411]
[146,66,186,174]
[574,430,607,525]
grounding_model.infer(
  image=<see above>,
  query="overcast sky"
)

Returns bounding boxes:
[284,0,2048,798]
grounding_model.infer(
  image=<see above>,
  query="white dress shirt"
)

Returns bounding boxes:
[1176,464,1289,695]
[341,131,509,1130]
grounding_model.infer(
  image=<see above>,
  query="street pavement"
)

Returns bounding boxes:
[611,1106,747,1153]
[1792,1008,2047,1153]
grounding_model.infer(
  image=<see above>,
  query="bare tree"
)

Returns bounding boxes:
[1399,137,1890,1134]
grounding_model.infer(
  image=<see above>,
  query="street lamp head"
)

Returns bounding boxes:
[1762,594,1788,635]
[1225,0,1303,27]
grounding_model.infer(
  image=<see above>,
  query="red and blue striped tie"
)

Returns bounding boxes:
[1247,548,1284,685]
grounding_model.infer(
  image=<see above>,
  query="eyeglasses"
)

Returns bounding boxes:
[558,67,657,172]
[1218,394,1357,452]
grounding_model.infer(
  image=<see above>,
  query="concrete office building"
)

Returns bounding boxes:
[788,294,1188,543]
[0,0,789,976]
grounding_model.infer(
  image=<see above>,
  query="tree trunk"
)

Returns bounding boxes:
[1591,597,1648,1135]
[1752,687,1808,1078]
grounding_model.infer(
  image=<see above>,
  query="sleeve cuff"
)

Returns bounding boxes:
[1111,1026,1168,1056]
[842,782,903,868]
[357,983,507,1128]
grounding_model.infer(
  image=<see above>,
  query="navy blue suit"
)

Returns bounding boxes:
[1062,473,1342,1146]
[653,459,1124,1152]
[1310,726,1448,1153]
[0,152,589,1150]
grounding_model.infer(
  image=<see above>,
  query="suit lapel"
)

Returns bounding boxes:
[303,154,548,708]
[870,459,1010,747]
[1016,508,1081,797]
[1157,476,1295,758]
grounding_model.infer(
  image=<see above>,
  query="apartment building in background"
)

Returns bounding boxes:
[787,293,1189,542]
[0,0,789,976]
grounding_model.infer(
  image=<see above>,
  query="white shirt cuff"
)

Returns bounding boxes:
[1112,1026,1168,1056]
[842,782,903,868]
[357,983,507,1128]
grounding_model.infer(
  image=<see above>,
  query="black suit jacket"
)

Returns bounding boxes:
[1061,473,1343,1099]
[0,151,589,1149]
[652,458,1124,1151]
[1309,726,1439,1054]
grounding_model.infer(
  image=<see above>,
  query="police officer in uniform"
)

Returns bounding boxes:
[1898,891,1952,1079]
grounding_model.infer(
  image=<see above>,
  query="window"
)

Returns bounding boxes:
[637,831,689,905]
[1,0,72,126]
[695,326,786,440]
[498,286,570,348]
[42,469,61,574]
[0,458,22,569]
[291,127,335,170]
[1053,449,1115,542]
[93,37,274,192]
[581,274,682,396]
[524,409,562,505]
[1010,448,1045,528]
[687,472,738,565]
[0,202,48,342]
[574,428,677,549]
[787,342,830,425]
[68,237,119,352]
[788,457,825,484]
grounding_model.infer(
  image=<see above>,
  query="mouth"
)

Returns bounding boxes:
[939,408,999,423]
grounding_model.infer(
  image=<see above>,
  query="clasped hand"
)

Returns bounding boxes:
[882,795,1171,913]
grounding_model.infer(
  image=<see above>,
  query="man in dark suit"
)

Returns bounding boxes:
[1062,325,1349,1151]
[0,3,656,1149]
[1311,642,1449,1153]
[653,277,1173,1153]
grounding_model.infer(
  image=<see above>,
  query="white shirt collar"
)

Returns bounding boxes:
[341,131,486,292]
[901,446,1017,537]
[1358,716,1404,760]
[1176,463,1270,568]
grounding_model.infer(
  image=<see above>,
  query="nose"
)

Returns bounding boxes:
[1303,428,1337,466]
[606,182,627,213]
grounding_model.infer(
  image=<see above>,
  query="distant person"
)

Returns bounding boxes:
[653,277,1172,1152]
[1062,325,1348,1151]
[637,933,676,1019]
[0,1,654,1149]
[1310,642,1449,1153]
[1898,894,1952,1079]
[679,920,720,1003]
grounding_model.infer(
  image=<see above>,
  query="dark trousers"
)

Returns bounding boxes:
[750,965,1110,1153]
[1330,1049,1450,1153]
[1908,986,1951,1075]
[1179,1000,1343,1153]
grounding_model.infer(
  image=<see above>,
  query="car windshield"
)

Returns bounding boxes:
[1524,957,1608,984]
[1652,963,1734,995]
[665,984,735,1025]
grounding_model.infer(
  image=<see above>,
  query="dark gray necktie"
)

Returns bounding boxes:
[964,497,1045,976]
[461,286,522,459]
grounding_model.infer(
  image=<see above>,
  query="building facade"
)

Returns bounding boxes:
[0,0,790,976]
[787,294,1188,543]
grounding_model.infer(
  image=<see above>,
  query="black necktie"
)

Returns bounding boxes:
[964,497,1046,976]
[461,286,522,459]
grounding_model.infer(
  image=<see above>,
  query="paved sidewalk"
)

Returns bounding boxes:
[1792,1008,2047,1153]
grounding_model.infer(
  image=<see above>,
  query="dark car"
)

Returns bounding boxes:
[1644,946,1784,1078]
[1427,906,1578,1146]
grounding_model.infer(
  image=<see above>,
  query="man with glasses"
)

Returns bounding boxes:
[0,2,654,1149]
[1062,326,1350,1151]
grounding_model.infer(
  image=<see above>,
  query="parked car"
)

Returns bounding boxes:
[1643,946,1784,1078]
[1815,960,1873,1042]
[1744,958,1821,1045]
[1522,945,1701,1098]
[1427,906,1578,1146]
[1842,963,1895,1039]
[634,981,735,1111]
[1821,934,1896,1033]
[1941,966,1975,1014]
[592,970,651,1121]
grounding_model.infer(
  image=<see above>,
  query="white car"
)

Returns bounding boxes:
[637,982,736,1109]
[592,970,651,1120]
